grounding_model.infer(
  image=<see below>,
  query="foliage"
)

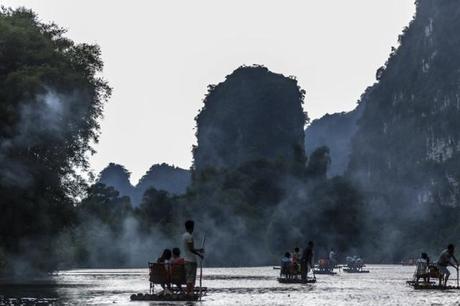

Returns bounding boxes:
[136,187,176,234]
[78,183,133,233]
[0,7,110,274]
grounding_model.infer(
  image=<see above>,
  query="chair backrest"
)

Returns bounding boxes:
[148,262,186,285]
[170,264,186,284]
[428,265,440,278]
[149,262,168,283]
[319,259,329,268]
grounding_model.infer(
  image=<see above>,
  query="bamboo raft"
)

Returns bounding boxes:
[413,284,460,290]
[277,277,316,284]
[130,262,207,302]
[130,289,206,301]
[407,279,460,290]
[343,268,370,273]
[313,270,337,275]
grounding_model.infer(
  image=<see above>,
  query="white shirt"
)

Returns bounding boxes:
[182,232,197,263]
[438,249,453,266]
[415,258,428,275]
[329,251,336,261]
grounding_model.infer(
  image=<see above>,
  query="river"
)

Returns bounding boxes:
[1,265,460,305]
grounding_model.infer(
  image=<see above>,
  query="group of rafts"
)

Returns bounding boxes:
[131,249,460,302]
[278,249,460,291]
[277,250,369,284]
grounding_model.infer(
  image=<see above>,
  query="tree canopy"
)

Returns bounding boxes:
[0,7,110,274]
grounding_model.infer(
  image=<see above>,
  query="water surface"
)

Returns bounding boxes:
[2,265,460,305]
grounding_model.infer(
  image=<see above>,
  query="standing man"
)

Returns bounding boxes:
[301,241,314,280]
[182,220,204,297]
[437,244,459,287]
[329,248,337,269]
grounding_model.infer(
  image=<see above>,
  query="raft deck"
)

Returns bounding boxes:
[130,287,207,301]
[343,268,369,273]
[313,270,337,275]
[277,277,316,284]
[412,284,460,290]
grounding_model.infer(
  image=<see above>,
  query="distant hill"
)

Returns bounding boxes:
[134,164,191,205]
[98,163,134,199]
[193,65,306,172]
[98,163,191,206]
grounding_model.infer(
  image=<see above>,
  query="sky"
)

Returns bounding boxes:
[4,0,416,184]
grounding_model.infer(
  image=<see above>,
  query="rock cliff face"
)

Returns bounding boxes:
[305,101,365,176]
[193,66,306,172]
[347,0,460,207]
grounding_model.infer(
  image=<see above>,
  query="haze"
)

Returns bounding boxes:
[3,0,415,183]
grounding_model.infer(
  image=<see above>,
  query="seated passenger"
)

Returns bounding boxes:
[414,252,429,284]
[356,257,364,269]
[292,247,301,263]
[171,247,185,265]
[291,247,301,275]
[157,248,172,264]
[319,258,330,271]
[170,247,185,291]
[281,252,292,278]
[156,249,172,293]
[346,256,355,269]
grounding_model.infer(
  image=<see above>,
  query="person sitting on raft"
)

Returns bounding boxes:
[171,247,185,265]
[280,252,292,278]
[292,247,301,274]
[157,249,172,264]
[169,247,185,290]
[437,244,459,287]
[414,252,430,284]
[156,249,172,294]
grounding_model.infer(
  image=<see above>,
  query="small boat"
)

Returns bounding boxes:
[277,277,316,284]
[343,268,370,273]
[344,256,368,273]
[313,259,337,275]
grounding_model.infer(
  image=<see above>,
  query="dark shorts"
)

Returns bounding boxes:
[185,262,197,284]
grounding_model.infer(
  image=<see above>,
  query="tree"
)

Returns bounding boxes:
[78,183,133,233]
[136,188,175,233]
[306,146,331,179]
[0,7,110,274]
